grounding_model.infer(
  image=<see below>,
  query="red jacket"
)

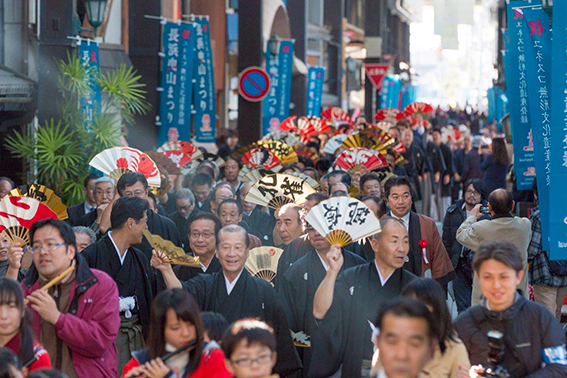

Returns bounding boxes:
[21,254,120,377]
[121,344,233,378]
[5,336,51,371]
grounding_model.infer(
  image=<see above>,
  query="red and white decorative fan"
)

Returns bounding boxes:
[375,108,405,123]
[158,141,203,168]
[323,134,348,155]
[90,147,161,187]
[261,131,300,147]
[321,107,353,125]
[0,196,58,246]
[305,116,331,134]
[242,147,282,171]
[403,102,434,116]
[279,116,316,144]
[334,148,388,173]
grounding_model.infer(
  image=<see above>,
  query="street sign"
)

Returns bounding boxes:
[365,63,390,89]
[239,67,271,102]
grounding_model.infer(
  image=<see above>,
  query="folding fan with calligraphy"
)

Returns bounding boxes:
[241,147,282,171]
[143,230,200,267]
[89,147,161,187]
[333,148,388,173]
[341,133,388,155]
[157,141,203,168]
[320,107,353,125]
[261,131,300,147]
[0,196,58,246]
[403,102,434,116]
[322,134,348,155]
[255,140,299,165]
[245,246,284,283]
[374,108,405,123]
[238,167,274,182]
[305,116,331,134]
[304,197,381,246]
[245,174,317,210]
[287,171,319,189]
[9,184,68,220]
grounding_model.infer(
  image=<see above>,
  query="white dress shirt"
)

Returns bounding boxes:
[374,260,394,286]
[224,269,244,295]
[391,212,411,231]
[84,201,96,214]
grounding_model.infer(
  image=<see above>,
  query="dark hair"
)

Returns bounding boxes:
[396,119,411,129]
[361,196,387,218]
[281,164,301,173]
[0,348,21,378]
[192,173,213,189]
[0,177,15,189]
[328,170,352,187]
[306,141,320,151]
[195,165,216,181]
[402,278,457,353]
[146,289,205,373]
[29,219,77,252]
[330,190,349,197]
[384,175,413,198]
[315,158,333,173]
[225,155,242,169]
[110,197,149,230]
[360,172,381,192]
[217,225,249,249]
[225,129,238,139]
[217,198,243,216]
[305,192,329,204]
[210,183,235,203]
[303,167,319,180]
[297,155,314,169]
[472,240,524,273]
[147,191,157,206]
[83,173,101,189]
[492,137,509,166]
[116,172,148,195]
[188,212,222,236]
[222,319,276,359]
[0,278,34,365]
[374,297,435,339]
[201,312,229,343]
[488,189,513,215]
[464,179,489,201]
[431,127,442,135]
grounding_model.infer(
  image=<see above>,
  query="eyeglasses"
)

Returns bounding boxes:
[29,242,65,254]
[465,190,480,196]
[231,353,272,367]
[123,190,146,197]
[189,232,215,240]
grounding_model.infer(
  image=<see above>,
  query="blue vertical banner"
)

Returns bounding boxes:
[263,40,294,135]
[549,0,567,260]
[400,84,416,111]
[505,0,536,190]
[521,6,552,251]
[158,23,182,144]
[78,40,101,126]
[379,76,401,109]
[158,22,197,145]
[193,17,216,143]
[306,67,325,116]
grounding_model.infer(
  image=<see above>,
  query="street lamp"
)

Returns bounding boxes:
[268,34,282,56]
[84,0,108,35]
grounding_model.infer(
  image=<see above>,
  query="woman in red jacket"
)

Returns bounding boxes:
[0,277,51,371]
[122,289,232,378]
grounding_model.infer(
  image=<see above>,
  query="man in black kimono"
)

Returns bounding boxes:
[173,213,222,281]
[82,196,154,373]
[239,181,276,245]
[191,173,213,213]
[152,224,302,377]
[401,127,432,215]
[309,218,416,378]
[278,224,366,377]
[426,128,453,221]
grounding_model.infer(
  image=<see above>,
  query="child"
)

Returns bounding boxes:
[222,319,278,378]
[201,312,228,344]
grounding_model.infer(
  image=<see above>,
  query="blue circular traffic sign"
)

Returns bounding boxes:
[238,67,271,102]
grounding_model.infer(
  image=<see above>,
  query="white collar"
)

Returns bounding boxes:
[84,201,96,213]
[374,260,394,286]
[315,250,330,271]
[200,253,215,272]
[376,368,421,378]
[224,269,244,295]
[108,232,128,265]
[391,212,410,230]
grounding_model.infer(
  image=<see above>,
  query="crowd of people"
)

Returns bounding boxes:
[0,105,565,378]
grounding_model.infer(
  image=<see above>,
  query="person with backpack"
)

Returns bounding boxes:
[528,178,567,321]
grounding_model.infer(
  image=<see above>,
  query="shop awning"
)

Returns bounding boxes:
[0,65,37,112]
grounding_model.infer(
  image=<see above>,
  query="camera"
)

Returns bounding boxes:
[480,206,490,215]
[479,330,510,378]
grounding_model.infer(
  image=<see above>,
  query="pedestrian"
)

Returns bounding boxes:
[72,226,96,253]
[426,128,453,222]
[217,199,262,249]
[75,176,115,234]
[168,188,200,251]
[66,173,100,226]
[461,136,483,186]
[455,241,567,377]
[0,177,15,200]
[191,173,214,213]
[359,173,382,198]
[201,312,229,345]
[223,156,243,195]
[480,137,509,193]
[121,289,232,378]
[217,129,240,159]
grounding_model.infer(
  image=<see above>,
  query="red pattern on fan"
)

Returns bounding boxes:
[121,148,160,181]
[0,197,58,234]
[305,116,331,134]
[279,116,316,143]
[321,107,353,124]
[158,141,200,168]
[295,146,320,162]
[374,108,405,123]
[334,148,388,172]
[403,102,434,116]
[242,147,282,170]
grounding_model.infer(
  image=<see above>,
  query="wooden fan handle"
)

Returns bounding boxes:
[24,265,75,306]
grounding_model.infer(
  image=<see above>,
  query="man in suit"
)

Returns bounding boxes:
[426,128,453,221]
[168,188,201,250]
[191,173,213,213]
[67,173,100,225]
[76,176,115,235]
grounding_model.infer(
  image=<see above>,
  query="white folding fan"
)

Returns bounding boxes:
[261,131,300,147]
[245,173,317,210]
[304,197,381,246]
[245,246,284,283]
[238,166,280,182]
[287,172,319,189]
[323,134,348,155]
[89,147,161,187]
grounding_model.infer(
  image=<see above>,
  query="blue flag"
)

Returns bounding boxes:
[307,67,325,117]
[263,40,294,135]
[78,41,101,126]
[380,76,401,109]
[158,23,196,145]
[521,6,552,251]
[193,18,216,143]
[505,1,536,190]
[549,0,567,260]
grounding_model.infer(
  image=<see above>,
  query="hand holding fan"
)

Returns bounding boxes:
[245,246,283,283]
[0,196,58,246]
[245,174,317,210]
[304,197,381,246]
[143,230,200,267]
[9,184,68,220]
[89,147,161,187]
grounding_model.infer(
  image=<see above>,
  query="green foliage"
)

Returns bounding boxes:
[5,53,151,205]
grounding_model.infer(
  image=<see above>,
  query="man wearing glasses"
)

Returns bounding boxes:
[442,179,489,313]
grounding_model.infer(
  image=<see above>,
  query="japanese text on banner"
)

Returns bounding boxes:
[78,41,101,127]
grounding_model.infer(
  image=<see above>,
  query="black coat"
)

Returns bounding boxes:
[426,141,453,196]
[242,207,276,246]
[462,149,483,184]
[67,202,89,226]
